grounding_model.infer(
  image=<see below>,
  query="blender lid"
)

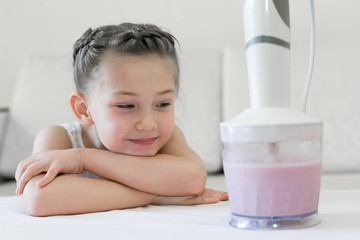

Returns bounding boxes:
[220,107,322,142]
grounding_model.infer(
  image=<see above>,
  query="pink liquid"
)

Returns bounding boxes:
[223,161,322,217]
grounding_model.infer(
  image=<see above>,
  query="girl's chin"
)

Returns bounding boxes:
[104,140,163,156]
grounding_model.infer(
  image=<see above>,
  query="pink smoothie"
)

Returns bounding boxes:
[223,161,322,217]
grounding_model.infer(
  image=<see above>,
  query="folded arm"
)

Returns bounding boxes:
[23,174,157,216]
[81,135,206,196]
[82,126,207,196]
[17,125,227,216]
[17,126,207,196]
[23,174,226,217]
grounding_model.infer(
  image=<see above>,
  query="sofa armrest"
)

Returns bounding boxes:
[0,108,9,160]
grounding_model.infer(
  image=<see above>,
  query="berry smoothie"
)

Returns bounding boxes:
[223,160,322,218]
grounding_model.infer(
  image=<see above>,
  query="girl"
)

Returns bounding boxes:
[15,23,228,216]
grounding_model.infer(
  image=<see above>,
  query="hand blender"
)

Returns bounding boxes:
[220,0,322,229]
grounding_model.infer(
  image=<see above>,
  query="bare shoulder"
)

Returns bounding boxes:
[33,125,72,153]
[159,126,199,159]
[163,126,186,148]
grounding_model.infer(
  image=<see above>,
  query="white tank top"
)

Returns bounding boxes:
[59,122,104,180]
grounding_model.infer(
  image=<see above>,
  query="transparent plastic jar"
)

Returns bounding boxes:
[221,119,322,230]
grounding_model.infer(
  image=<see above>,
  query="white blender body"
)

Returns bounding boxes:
[220,0,322,229]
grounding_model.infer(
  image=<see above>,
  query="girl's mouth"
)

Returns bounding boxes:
[128,137,157,146]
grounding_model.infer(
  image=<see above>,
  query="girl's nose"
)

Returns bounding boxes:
[135,114,158,131]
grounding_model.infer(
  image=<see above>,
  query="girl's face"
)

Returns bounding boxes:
[87,54,176,156]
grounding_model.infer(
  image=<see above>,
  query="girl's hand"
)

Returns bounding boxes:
[152,188,228,206]
[15,149,85,195]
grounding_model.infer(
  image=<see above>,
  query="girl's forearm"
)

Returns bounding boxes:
[81,148,206,196]
[22,174,156,217]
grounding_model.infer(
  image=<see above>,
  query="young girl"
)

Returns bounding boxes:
[15,23,228,216]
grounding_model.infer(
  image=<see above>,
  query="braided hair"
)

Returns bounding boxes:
[73,23,180,95]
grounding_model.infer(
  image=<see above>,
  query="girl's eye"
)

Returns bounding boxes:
[156,102,171,108]
[117,104,135,109]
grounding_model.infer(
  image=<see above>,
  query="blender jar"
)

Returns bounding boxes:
[221,119,322,230]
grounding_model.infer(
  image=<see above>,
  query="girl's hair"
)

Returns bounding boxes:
[73,23,179,95]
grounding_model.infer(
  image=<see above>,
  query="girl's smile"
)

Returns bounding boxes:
[128,137,158,146]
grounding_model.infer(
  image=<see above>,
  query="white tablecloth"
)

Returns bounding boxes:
[0,189,359,240]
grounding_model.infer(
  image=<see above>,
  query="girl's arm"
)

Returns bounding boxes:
[19,126,156,216]
[82,126,206,196]
[17,126,207,196]
[23,174,156,217]
[23,174,226,217]
[19,126,227,216]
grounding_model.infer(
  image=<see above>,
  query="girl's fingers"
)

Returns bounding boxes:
[187,195,219,205]
[200,189,228,203]
[219,191,229,201]
[208,189,228,201]
[16,162,49,195]
[153,189,229,206]
[37,168,59,188]
[15,156,40,183]
[205,196,220,204]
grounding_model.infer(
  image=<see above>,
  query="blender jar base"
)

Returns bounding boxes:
[229,212,320,230]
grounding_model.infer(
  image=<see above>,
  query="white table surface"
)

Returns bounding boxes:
[0,188,359,240]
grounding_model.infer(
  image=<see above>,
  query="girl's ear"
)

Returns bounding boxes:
[70,92,94,126]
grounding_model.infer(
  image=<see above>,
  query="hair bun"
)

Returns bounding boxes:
[73,29,105,60]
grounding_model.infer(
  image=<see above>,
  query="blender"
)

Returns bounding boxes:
[220,0,322,229]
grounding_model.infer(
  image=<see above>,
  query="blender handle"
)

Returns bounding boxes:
[302,0,315,113]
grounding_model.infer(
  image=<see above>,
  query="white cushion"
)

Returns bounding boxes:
[177,49,222,173]
[0,55,75,177]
